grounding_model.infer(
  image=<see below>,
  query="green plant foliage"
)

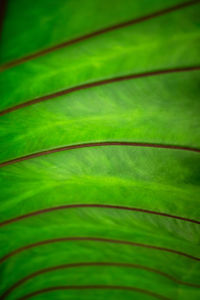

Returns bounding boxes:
[0,0,200,299]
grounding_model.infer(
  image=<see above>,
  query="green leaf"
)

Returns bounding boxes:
[0,1,200,300]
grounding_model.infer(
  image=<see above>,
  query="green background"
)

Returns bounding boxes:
[0,0,200,299]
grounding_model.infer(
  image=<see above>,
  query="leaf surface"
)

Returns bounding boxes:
[0,1,200,300]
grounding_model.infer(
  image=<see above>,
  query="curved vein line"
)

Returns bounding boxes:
[15,285,170,300]
[0,237,199,266]
[0,141,200,169]
[1,262,199,299]
[0,66,199,117]
[0,204,199,228]
[0,0,199,72]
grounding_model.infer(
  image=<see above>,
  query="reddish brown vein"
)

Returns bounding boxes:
[0,66,200,117]
[0,203,199,228]
[0,237,199,266]
[1,262,199,299]
[0,0,199,72]
[0,141,200,169]
[0,0,6,39]
[15,285,170,300]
